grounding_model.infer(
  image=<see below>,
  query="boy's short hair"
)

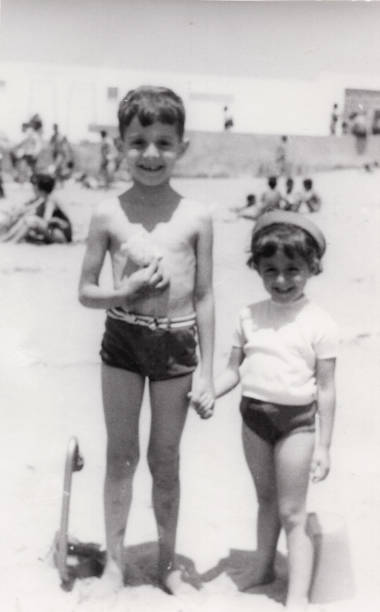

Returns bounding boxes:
[248,223,323,275]
[31,172,55,194]
[118,86,186,140]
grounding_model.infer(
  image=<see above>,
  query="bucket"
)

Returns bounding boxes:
[307,512,355,604]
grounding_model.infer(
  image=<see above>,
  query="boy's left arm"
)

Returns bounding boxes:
[311,357,336,482]
[191,210,215,417]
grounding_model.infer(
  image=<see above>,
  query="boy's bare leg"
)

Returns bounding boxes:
[275,432,315,610]
[100,364,145,592]
[148,374,192,592]
[238,423,281,590]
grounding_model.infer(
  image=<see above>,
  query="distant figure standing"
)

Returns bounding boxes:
[351,105,368,155]
[0,150,5,198]
[50,124,74,185]
[50,123,63,161]
[99,130,118,188]
[223,106,234,131]
[275,135,289,177]
[11,117,43,181]
[329,103,339,135]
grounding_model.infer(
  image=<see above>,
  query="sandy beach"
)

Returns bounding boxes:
[1,169,380,612]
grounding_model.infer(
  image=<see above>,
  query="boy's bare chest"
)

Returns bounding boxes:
[110,205,196,252]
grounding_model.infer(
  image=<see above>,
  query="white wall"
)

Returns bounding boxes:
[1,61,380,143]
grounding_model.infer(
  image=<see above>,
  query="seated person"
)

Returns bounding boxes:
[293,178,321,213]
[259,176,283,214]
[241,176,283,221]
[0,173,72,243]
[229,193,256,215]
[281,177,297,211]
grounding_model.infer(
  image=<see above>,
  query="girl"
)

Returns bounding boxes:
[196,211,338,610]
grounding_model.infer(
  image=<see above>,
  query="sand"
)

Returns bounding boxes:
[1,170,379,611]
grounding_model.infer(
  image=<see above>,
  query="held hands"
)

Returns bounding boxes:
[188,377,215,420]
[310,445,330,483]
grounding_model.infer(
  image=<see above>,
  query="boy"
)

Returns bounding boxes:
[99,129,118,188]
[78,86,215,594]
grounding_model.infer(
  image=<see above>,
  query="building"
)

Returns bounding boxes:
[2,60,380,143]
[343,88,380,134]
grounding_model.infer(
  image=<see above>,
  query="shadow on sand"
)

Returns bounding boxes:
[121,543,287,604]
[120,541,204,591]
[200,548,288,605]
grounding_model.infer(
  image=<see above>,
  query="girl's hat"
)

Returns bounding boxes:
[253,211,326,255]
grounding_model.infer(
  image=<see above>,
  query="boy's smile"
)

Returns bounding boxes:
[123,117,188,187]
[257,250,312,304]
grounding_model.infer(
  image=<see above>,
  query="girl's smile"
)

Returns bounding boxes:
[257,250,312,304]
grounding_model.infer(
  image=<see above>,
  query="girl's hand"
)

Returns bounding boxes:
[311,446,330,482]
[188,378,215,420]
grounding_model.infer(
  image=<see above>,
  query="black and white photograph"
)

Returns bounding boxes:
[0,1,379,611]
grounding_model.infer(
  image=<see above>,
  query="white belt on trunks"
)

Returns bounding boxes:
[107,307,196,330]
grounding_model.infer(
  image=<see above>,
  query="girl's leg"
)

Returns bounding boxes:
[148,374,192,588]
[275,432,315,610]
[101,365,145,580]
[241,423,281,588]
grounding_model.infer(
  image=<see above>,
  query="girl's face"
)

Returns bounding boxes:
[257,249,312,304]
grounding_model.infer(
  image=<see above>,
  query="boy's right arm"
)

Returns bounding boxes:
[78,210,163,309]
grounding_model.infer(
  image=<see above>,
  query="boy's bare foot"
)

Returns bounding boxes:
[87,557,124,599]
[229,566,276,591]
[159,568,199,596]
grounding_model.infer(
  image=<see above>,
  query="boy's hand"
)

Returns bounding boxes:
[311,446,330,482]
[188,378,215,420]
[120,258,169,300]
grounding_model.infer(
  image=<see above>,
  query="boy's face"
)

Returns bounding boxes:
[257,249,312,304]
[122,117,188,187]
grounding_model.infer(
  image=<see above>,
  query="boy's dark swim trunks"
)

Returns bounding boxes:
[240,396,316,444]
[100,315,198,381]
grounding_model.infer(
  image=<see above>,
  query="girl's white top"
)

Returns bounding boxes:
[232,296,338,405]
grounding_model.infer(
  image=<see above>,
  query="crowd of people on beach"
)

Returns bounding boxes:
[228,175,321,223]
[0,114,128,243]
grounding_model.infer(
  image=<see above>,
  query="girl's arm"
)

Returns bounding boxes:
[311,357,336,482]
[78,210,162,309]
[191,345,243,419]
[215,346,244,398]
